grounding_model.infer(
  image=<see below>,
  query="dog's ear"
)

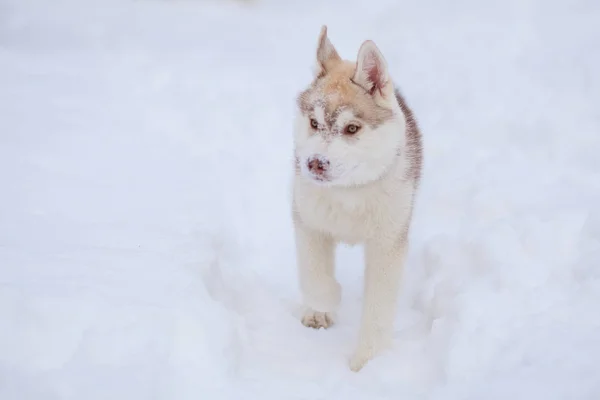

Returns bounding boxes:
[352,40,390,96]
[314,25,341,77]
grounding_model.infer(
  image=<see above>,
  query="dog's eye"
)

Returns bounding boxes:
[345,124,360,135]
[310,119,319,129]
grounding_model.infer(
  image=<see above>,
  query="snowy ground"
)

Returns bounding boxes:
[1,0,600,398]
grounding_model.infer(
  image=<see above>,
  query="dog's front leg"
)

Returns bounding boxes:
[294,220,340,329]
[349,233,407,371]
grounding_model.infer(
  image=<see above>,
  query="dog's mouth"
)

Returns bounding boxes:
[307,173,331,185]
[299,168,333,186]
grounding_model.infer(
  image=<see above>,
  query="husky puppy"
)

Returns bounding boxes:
[291,26,423,371]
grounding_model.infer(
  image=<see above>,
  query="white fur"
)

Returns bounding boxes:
[292,29,419,372]
[294,108,404,187]
[293,149,415,371]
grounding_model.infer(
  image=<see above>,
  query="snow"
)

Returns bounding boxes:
[1,0,600,398]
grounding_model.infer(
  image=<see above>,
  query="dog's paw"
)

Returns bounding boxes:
[301,308,335,329]
[348,349,373,372]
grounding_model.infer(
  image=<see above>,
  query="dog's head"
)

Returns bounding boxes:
[294,26,406,187]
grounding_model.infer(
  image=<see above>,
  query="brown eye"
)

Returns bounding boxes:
[310,118,319,129]
[345,124,360,135]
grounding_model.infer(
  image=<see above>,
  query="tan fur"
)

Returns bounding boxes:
[298,61,395,130]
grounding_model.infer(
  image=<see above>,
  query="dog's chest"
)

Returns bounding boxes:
[294,182,395,244]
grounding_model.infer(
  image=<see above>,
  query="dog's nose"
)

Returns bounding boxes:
[307,157,329,174]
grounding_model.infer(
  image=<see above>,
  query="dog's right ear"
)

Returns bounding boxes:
[314,25,341,78]
[352,40,390,97]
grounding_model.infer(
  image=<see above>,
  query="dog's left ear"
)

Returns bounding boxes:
[353,40,390,96]
[315,25,341,77]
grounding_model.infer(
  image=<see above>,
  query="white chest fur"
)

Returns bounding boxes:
[292,170,414,245]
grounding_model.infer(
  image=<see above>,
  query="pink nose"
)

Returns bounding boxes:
[307,157,329,174]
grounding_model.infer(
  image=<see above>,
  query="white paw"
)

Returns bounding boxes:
[349,336,392,372]
[301,308,335,329]
[348,349,373,372]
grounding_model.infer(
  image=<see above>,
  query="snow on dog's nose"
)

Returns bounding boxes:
[307,155,330,177]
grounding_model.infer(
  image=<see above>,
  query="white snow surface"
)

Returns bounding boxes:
[1,0,600,398]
